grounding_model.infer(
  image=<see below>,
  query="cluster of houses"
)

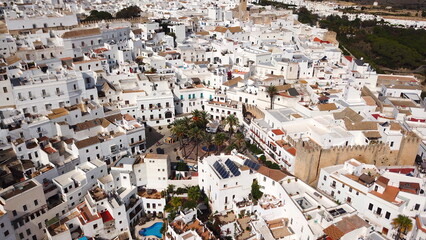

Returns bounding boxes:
[0,0,425,239]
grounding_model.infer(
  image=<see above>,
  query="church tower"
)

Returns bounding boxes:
[239,0,248,21]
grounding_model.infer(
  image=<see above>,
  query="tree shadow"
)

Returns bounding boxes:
[145,126,165,149]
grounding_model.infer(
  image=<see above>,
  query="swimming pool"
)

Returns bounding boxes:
[139,222,163,238]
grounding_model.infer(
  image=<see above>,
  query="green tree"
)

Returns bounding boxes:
[233,132,246,151]
[297,7,319,26]
[202,133,214,156]
[251,179,263,201]
[192,110,210,129]
[266,85,278,109]
[213,132,228,154]
[224,114,239,138]
[392,215,413,240]
[187,186,201,202]
[225,142,237,154]
[189,127,203,160]
[84,10,113,21]
[170,197,183,210]
[116,5,141,19]
[171,119,187,156]
[167,184,176,197]
[176,162,189,171]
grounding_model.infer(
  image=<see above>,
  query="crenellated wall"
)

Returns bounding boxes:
[290,132,421,185]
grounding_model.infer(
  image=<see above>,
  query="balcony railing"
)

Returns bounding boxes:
[373,211,383,217]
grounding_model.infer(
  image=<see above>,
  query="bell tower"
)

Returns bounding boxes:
[239,0,248,21]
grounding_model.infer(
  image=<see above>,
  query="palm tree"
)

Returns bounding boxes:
[192,110,210,129]
[166,184,176,198]
[189,126,204,160]
[266,85,278,109]
[392,215,413,240]
[213,132,228,154]
[224,114,239,138]
[202,133,214,156]
[187,186,201,202]
[225,142,237,154]
[171,119,187,157]
[233,132,246,151]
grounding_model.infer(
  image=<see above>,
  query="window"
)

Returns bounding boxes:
[34,200,38,206]
[376,207,382,215]
[368,203,373,211]
[19,233,24,239]
[93,224,98,229]
[415,204,420,211]
[3,87,7,93]
[26,229,31,235]
[385,212,391,219]
[23,205,27,211]
[4,230,9,236]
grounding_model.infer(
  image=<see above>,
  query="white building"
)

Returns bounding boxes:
[318,158,425,239]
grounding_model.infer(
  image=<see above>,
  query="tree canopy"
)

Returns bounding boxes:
[84,10,113,21]
[251,179,263,201]
[116,6,141,19]
[318,15,426,71]
[392,215,413,240]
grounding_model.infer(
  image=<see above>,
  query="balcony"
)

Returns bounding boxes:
[373,211,383,217]
[42,93,50,98]
[56,91,64,96]
[149,105,162,110]
[330,183,336,189]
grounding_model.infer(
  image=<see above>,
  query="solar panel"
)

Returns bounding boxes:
[244,159,260,170]
[337,208,346,215]
[213,161,229,179]
[225,159,240,176]
[329,210,338,216]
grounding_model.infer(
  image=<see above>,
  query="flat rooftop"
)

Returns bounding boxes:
[0,180,37,200]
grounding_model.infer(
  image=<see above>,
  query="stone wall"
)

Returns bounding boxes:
[291,132,421,185]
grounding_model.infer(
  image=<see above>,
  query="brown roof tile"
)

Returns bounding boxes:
[317,103,337,111]
[62,28,101,39]
[75,136,100,149]
[257,166,286,182]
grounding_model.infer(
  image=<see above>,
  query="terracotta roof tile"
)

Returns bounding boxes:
[257,166,286,182]
[62,28,101,39]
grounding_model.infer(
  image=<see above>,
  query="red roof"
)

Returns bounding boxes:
[388,168,414,174]
[409,118,425,123]
[271,129,285,135]
[286,147,296,156]
[43,147,57,154]
[344,56,353,62]
[313,37,330,44]
[100,210,114,223]
[94,48,108,54]
[371,114,380,119]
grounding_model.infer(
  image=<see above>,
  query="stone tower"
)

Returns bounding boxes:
[239,0,249,21]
